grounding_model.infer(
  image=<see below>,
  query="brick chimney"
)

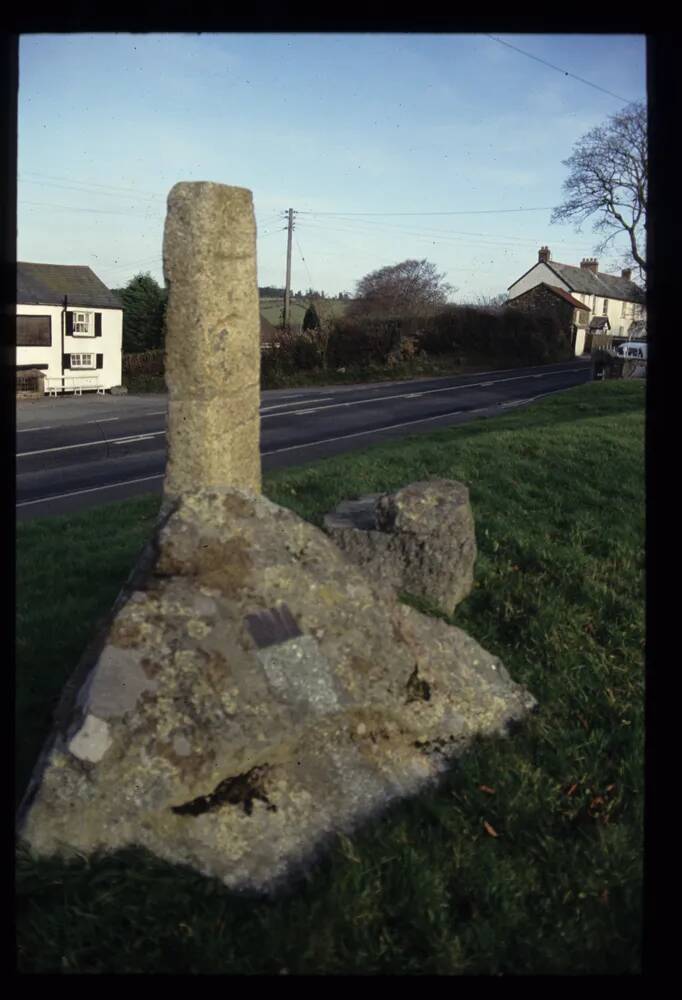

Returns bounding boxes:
[580,258,599,274]
[621,267,632,281]
[538,246,551,264]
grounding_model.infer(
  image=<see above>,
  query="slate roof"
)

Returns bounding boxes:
[17,262,123,309]
[546,261,645,304]
[589,316,611,330]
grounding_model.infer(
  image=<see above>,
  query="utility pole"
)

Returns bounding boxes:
[283,208,293,330]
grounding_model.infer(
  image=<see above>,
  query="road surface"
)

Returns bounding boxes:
[16,358,592,520]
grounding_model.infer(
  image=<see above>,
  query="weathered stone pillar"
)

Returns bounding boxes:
[162,182,261,499]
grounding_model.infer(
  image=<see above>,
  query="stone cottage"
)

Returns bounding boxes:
[507,247,646,356]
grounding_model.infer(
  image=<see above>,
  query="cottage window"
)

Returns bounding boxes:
[73,311,93,335]
[70,353,95,369]
[602,299,609,315]
[17,315,51,346]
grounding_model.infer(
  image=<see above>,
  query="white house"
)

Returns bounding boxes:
[507,247,646,356]
[17,262,123,393]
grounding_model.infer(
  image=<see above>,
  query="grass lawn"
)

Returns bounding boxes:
[15,380,645,974]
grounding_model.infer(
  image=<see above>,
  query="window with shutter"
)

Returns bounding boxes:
[71,311,94,336]
[70,353,95,369]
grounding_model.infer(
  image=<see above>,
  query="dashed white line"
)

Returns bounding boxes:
[18,430,166,457]
[17,425,54,433]
[262,397,333,415]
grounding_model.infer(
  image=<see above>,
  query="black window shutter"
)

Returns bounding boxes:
[96,354,103,369]
[95,313,102,337]
[65,312,74,335]
[62,353,71,370]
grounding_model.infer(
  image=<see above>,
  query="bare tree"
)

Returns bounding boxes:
[347,259,455,319]
[551,101,647,274]
[473,292,508,311]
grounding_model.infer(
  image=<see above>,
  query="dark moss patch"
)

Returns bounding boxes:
[405,665,431,704]
[171,764,277,818]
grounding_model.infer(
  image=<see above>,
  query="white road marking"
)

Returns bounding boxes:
[500,398,534,408]
[110,433,163,445]
[86,417,120,423]
[261,397,333,413]
[17,382,584,509]
[258,369,585,419]
[18,430,166,457]
[264,381,585,457]
[16,474,165,507]
[262,408,467,455]
[17,369,589,457]
[17,426,54,433]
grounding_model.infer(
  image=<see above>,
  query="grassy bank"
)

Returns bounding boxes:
[16,381,644,973]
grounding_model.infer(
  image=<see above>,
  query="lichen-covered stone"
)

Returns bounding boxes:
[324,479,477,616]
[162,182,261,499]
[17,488,535,894]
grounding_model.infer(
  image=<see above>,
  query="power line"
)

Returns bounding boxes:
[19,171,164,200]
[296,217,584,254]
[19,199,162,217]
[105,255,162,271]
[296,212,593,249]
[485,34,633,104]
[296,206,556,217]
[294,235,315,291]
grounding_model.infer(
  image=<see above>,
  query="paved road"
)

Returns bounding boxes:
[16,359,593,520]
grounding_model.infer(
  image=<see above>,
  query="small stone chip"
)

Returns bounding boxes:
[68,714,113,763]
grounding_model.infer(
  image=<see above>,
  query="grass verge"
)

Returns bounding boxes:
[16,380,644,973]
[125,352,576,392]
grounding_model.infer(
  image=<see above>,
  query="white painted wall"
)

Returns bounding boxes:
[16,303,62,381]
[16,304,122,391]
[509,264,646,355]
[507,262,570,299]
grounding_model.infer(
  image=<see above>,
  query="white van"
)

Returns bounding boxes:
[616,341,647,360]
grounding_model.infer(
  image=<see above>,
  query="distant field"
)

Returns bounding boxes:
[259,297,349,331]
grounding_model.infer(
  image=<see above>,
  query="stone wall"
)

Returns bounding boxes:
[510,284,575,334]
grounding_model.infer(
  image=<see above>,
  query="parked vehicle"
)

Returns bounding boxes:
[615,341,647,360]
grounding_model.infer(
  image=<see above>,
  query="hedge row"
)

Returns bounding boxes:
[123,306,573,389]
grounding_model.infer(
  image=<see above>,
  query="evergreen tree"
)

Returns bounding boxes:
[117,272,167,352]
[302,303,321,331]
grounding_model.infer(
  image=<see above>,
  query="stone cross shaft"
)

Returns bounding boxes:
[162,182,262,498]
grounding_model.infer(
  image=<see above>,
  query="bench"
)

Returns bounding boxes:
[44,375,106,397]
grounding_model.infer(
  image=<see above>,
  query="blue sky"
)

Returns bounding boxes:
[18,33,646,299]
